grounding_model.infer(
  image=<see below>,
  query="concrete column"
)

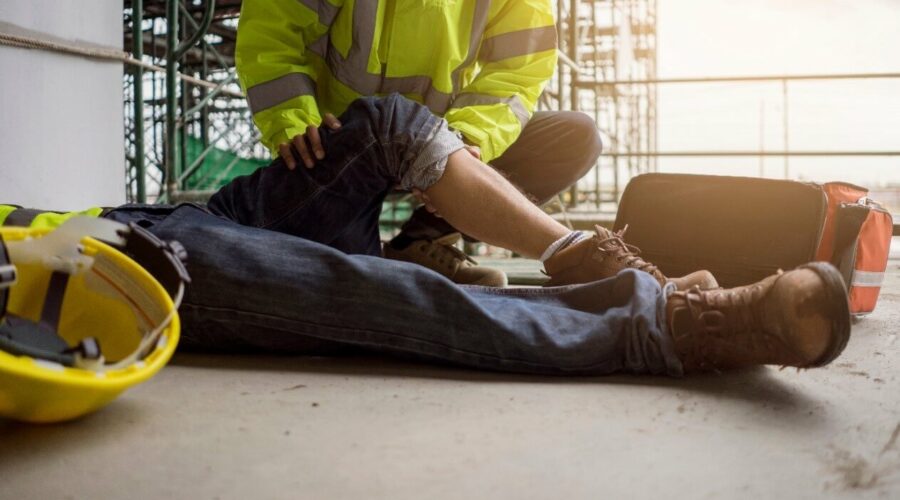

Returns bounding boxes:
[0,0,125,209]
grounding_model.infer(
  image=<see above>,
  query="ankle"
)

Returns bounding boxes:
[540,231,590,263]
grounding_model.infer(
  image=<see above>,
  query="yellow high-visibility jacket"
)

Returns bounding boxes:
[236,0,557,163]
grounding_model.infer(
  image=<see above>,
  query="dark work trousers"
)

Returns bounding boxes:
[398,111,604,241]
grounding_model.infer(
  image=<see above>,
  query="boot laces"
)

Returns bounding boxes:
[421,234,477,268]
[685,284,762,336]
[595,225,663,278]
[678,283,774,370]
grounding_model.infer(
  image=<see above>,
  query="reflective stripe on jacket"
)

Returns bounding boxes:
[0,206,103,229]
[236,0,558,162]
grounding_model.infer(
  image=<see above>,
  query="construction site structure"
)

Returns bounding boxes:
[122,0,656,211]
[123,0,267,204]
[550,0,658,212]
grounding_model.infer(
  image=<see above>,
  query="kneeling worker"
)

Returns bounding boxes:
[235,0,603,286]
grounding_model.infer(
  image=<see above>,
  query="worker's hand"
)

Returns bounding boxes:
[463,144,481,160]
[278,113,342,170]
[322,113,342,131]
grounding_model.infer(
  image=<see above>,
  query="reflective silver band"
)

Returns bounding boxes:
[325,0,379,98]
[450,93,530,128]
[297,0,340,26]
[308,34,328,59]
[271,1,499,116]
[2,208,42,227]
[448,0,491,99]
[380,76,453,112]
[301,0,340,59]
[376,0,489,113]
[247,73,317,114]
[851,270,886,288]
[479,25,558,63]
[320,0,490,114]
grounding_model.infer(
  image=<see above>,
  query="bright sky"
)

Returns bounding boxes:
[654,0,900,186]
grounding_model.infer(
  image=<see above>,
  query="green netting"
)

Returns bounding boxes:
[179,136,269,191]
[177,135,415,233]
[379,199,414,236]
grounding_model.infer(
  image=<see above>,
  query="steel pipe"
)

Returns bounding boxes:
[132,0,145,202]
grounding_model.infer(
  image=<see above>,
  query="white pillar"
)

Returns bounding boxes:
[0,0,125,209]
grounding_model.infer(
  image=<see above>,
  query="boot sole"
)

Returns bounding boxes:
[799,261,852,367]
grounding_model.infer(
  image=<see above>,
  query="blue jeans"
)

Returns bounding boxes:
[107,95,683,376]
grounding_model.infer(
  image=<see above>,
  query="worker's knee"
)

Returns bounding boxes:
[342,94,461,190]
[560,111,603,178]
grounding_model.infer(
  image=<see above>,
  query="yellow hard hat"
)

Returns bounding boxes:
[0,216,190,423]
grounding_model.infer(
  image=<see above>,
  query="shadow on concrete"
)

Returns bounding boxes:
[0,353,829,469]
[0,397,153,465]
[171,352,820,411]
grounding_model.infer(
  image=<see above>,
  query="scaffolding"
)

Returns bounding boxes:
[119,1,900,237]
[122,0,658,209]
[123,0,268,203]
[552,0,658,212]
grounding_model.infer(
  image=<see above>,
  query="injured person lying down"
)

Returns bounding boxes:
[1,94,851,376]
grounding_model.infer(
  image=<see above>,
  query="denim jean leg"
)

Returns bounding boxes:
[116,205,682,376]
[326,193,385,255]
[206,94,463,253]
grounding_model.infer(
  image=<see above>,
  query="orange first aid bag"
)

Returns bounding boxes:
[615,175,893,318]
[815,182,894,316]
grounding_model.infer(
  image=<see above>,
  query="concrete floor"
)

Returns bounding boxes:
[2,254,899,499]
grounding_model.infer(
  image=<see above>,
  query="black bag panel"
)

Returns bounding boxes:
[613,173,827,288]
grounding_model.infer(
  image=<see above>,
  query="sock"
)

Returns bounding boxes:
[539,231,590,263]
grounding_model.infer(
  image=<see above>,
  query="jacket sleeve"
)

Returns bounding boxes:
[443,0,558,163]
[235,0,336,155]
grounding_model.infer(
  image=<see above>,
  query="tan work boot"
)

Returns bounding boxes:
[543,226,718,290]
[384,233,508,287]
[666,262,851,372]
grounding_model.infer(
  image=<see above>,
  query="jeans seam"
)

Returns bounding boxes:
[462,284,588,296]
[259,137,380,230]
[182,302,617,373]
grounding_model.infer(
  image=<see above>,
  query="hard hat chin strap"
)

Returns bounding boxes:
[0,240,93,366]
[0,217,190,370]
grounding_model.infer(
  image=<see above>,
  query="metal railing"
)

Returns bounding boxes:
[581,71,900,164]
[560,71,900,224]
[125,1,900,235]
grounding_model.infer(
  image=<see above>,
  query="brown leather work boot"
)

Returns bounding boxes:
[543,225,718,290]
[666,262,852,372]
[384,233,508,287]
